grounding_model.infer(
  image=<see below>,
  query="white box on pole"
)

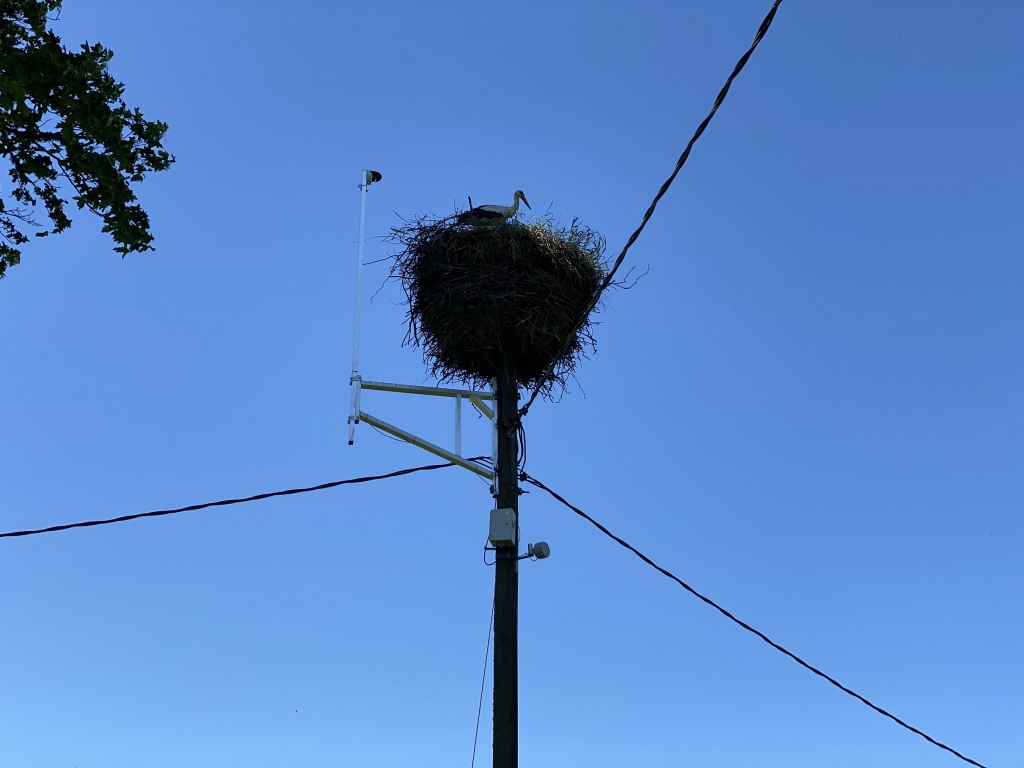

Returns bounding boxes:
[489,508,517,547]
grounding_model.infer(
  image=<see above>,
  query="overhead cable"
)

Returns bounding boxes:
[470,601,495,768]
[521,472,989,768]
[0,461,482,540]
[519,0,785,419]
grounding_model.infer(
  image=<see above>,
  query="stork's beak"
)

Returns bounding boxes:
[520,193,531,210]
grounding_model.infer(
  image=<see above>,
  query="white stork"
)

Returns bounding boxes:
[457,190,531,225]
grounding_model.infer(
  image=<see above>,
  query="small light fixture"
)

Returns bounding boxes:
[528,542,551,560]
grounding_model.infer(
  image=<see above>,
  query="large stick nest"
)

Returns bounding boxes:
[390,213,608,395]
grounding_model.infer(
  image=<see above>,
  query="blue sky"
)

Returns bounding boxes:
[1,1,1021,766]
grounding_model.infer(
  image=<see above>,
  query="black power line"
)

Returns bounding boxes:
[0,461,483,540]
[521,472,989,768]
[519,0,785,420]
[470,601,495,768]
[1,450,990,766]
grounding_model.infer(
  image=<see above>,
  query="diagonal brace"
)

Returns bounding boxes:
[359,411,494,480]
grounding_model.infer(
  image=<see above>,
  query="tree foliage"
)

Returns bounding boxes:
[0,0,173,278]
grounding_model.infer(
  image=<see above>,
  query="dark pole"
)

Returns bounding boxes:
[493,355,519,768]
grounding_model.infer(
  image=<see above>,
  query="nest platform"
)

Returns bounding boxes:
[391,214,606,394]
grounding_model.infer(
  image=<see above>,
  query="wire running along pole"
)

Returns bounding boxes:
[521,472,990,768]
[518,0,786,420]
[471,601,496,768]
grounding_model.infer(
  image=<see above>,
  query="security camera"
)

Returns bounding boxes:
[528,542,551,560]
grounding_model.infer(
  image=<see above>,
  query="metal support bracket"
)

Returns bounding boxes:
[358,412,493,479]
[347,374,362,445]
[351,379,496,480]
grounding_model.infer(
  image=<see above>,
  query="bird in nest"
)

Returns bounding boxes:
[457,190,531,225]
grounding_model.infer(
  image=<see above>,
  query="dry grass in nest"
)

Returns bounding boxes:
[389,213,608,395]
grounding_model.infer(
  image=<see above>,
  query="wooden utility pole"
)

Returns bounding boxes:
[492,356,519,768]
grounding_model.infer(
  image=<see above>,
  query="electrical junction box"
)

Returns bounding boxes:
[489,508,517,547]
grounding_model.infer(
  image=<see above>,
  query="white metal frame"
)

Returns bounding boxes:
[355,380,495,479]
[347,170,370,446]
[346,169,496,482]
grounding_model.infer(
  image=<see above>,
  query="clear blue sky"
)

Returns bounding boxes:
[1,2,1021,766]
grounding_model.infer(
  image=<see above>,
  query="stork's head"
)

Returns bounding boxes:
[514,190,531,210]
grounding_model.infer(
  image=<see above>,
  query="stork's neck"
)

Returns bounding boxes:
[509,192,520,214]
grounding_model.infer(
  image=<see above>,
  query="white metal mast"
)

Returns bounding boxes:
[348,169,380,445]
